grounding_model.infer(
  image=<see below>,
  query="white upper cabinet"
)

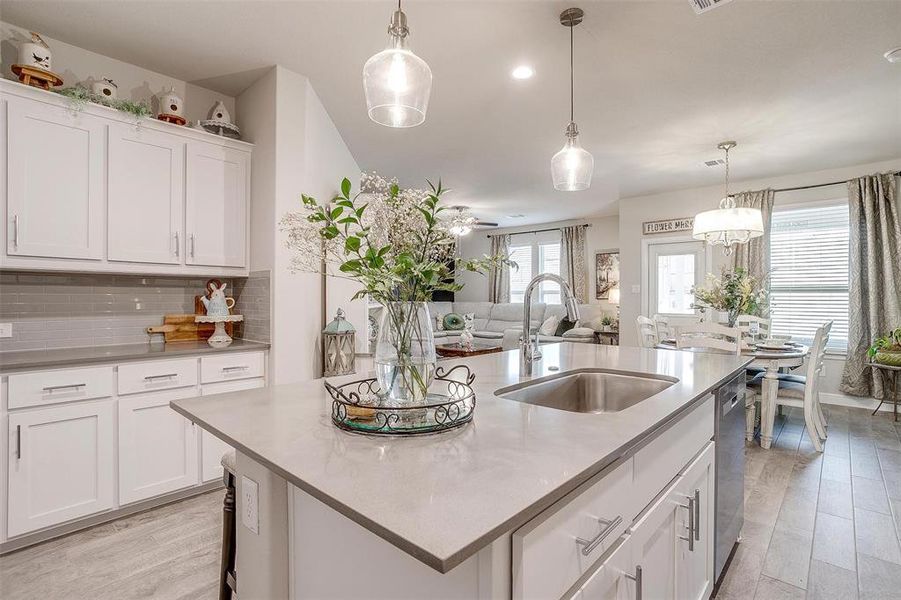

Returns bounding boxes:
[6,96,104,260]
[186,141,248,268]
[1,81,252,275]
[108,124,184,264]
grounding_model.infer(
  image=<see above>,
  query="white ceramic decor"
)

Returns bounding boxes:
[91,77,118,99]
[17,32,52,71]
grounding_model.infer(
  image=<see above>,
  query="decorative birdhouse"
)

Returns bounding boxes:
[156,87,186,125]
[18,32,52,72]
[199,100,241,139]
[323,309,356,377]
[92,77,118,99]
[207,100,232,124]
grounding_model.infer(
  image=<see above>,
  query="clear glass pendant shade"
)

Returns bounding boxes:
[363,32,432,128]
[692,196,764,255]
[551,124,594,191]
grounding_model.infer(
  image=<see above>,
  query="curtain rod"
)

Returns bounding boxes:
[773,170,901,193]
[486,223,591,238]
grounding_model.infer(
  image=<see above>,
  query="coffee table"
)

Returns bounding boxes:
[435,343,503,358]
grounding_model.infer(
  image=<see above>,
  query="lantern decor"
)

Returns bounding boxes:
[156,87,186,125]
[323,309,356,377]
[11,32,63,90]
[199,100,241,139]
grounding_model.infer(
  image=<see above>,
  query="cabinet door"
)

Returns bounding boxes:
[199,378,264,481]
[629,482,680,600]
[7,400,115,537]
[108,124,184,264]
[118,388,200,504]
[185,141,248,268]
[675,443,715,600]
[7,97,104,260]
[568,535,636,600]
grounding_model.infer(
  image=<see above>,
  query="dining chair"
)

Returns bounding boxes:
[672,322,742,355]
[736,315,771,343]
[636,316,658,348]
[746,321,832,451]
[652,314,672,342]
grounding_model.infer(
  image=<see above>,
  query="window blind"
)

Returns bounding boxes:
[769,203,849,351]
[509,245,533,303]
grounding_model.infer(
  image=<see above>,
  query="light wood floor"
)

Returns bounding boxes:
[0,491,221,600]
[1,406,899,600]
[715,405,901,600]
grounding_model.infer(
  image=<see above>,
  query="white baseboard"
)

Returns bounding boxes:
[820,392,897,414]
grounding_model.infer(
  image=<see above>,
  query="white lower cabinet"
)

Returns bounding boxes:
[567,535,635,600]
[118,388,200,504]
[675,443,715,600]
[200,378,264,482]
[7,400,115,537]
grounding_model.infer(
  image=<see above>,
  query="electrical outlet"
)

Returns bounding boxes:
[0,323,12,338]
[631,285,641,294]
[241,475,259,534]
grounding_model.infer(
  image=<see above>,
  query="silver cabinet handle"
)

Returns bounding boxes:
[679,494,696,551]
[694,488,701,541]
[575,515,623,556]
[222,365,249,372]
[190,233,196,258]
[174,231,180,257]
[144,373,178,381]
[12,214,19,249]
[16,425,21,459]
[42,383,86,392]
[625,565,642,600]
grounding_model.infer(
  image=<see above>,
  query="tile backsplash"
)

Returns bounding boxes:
[0,270,270,352]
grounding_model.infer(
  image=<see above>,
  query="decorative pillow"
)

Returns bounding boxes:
[443,313,465,331]
[554,317,577,337]
[539,315,560,336]
[435,312,445,331]
[463,313,475,331]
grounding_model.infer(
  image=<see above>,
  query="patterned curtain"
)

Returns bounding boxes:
[841,173,901,399]
[560,225,588,303]
[488,234,511,303]
[732,189,775,315]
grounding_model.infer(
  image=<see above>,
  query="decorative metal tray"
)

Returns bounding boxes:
[325,365,476,436]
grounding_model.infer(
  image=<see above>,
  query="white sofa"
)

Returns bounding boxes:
[426,301,603,349]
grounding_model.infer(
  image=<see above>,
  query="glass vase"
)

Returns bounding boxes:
[374,302,437,403]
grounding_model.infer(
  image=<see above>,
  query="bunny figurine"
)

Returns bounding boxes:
[201,282,235,317]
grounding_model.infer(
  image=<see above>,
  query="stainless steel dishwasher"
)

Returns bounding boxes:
[714,372,746,584]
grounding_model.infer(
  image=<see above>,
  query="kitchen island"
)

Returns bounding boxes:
[171,343,749,600]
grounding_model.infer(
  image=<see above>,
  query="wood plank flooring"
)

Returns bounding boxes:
[0,406,899,600]
[716,405,901,600]
[0,491,221,600]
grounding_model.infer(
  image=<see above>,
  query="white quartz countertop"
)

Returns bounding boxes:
[171,344,749,573]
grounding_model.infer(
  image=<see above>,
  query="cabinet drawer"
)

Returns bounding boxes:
[8,366,114,409]
[633,395,714,513]
[118,358,198,395]
[201,352,264,383]
[514,457,635,600]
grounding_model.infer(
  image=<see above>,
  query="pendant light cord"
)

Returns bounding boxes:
[569,17,574,123]
[724,145,730,197]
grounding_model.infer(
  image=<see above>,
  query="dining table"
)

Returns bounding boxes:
[657,339,810,449]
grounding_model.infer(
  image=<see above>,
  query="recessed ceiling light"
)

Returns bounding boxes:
[885,47,901,63]
[511,65,534,80]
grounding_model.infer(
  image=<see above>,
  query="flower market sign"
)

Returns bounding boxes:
[642,217,695,235]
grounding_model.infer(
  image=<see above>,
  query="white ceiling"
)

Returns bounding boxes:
[4,1,900,226]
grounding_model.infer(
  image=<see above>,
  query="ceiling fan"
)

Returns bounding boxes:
[446,206,498,236]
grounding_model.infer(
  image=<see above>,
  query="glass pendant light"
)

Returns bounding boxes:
[363,0,432,128]
[692,141,764,255]
[447,207,476,237]
[551,8,594,191]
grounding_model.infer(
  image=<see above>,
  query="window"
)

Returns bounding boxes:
[656,254,697,314]
[769,202,849,351]
[508,235,561,304]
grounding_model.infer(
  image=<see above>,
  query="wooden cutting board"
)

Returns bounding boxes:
[146,314,234,343]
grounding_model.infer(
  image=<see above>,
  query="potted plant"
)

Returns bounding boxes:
[601,315,613,332]
[282,173,509,402]
[868,328,901,367]
[691,268,768,327]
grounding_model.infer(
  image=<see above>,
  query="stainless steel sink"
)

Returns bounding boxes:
[496,369,677,414]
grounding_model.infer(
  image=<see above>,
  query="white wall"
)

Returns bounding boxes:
[237,66,362,385]
[1,21,234,123]
[456,216,620,313]
[617,157,901,402]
